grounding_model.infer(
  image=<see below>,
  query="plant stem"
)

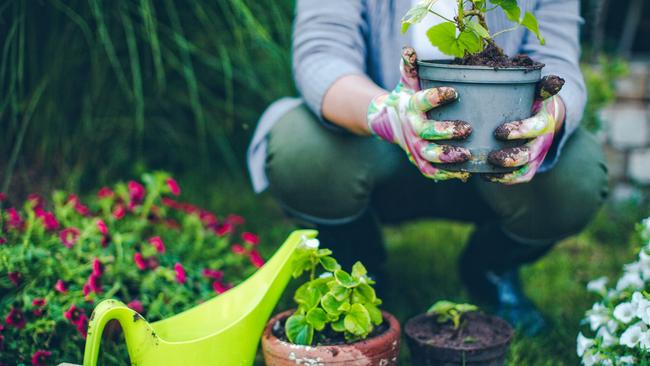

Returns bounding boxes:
[428,9,455,23]
[492,25,520,38]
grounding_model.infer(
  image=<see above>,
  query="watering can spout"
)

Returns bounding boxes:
[81,230,317,366]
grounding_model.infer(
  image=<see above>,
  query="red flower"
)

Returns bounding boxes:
[5,307,26,329]
[174,263,186,284]
[0,237,5,245]
[249,249,265,268]
[226,214,245,226]
[231,244,246,255]
[31,350,51,366]
[242,232,260,246]
[35,209,60,231]
[166,178,181,196]
[134,252,147,270]
[96,219,108,235]
[128,180,145,206]
[67,194,90,216]
[32,298,46,307]
[0,192,5,201]
[212,281,232,294]
[100,234,111,248]
[55,279,68,293]
[8,271,22,286]
[27,194,44,210]
[202,268,224,280]
[148,236,166,253]
[6,208,24,230]
[127,300,144,313]
[59,227,80,249]
[112,204,126,219]
[164,219,180,230]
[92,258,103,277]
[199,211,217,226]
[76,315,89,338]
[88,274,102,293]
[97,187,114,199]
[64,304,85,326]
[214,223,233,237]
[146,256,159,270]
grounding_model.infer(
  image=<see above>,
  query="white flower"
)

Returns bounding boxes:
[587,303,610,331]
[616,271,644,291]
[577,332,594,357]
[596,326,618,348]
[618,355,636,365]
[620,322,644,348]
[301,237,320,249]
[587,276,608,294]
[318,271,333,278]
[640,330,650,350]
[614,302,637,323]
[581,350,603,366]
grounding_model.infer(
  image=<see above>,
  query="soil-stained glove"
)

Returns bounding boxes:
[485,76,566,184]
[367,47,473,182]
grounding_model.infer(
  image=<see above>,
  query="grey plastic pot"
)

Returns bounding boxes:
[417,60,543,173]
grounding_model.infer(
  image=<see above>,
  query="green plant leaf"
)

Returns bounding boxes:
[490,0,520,23]
[401,0,439,33]
[521,11,545,44]
[320,256,340,272]
[316,248,333,257]
[321,293,346,316]
[285,314,314,345]
[294,282,320,310]
[331,317,346,332]
[466,21,490,39]
[329,283,351,301]
[344,303,373,337]
[352,283,376,304]
[428,300,457,315]
[335,269,359,288]
[426,22,482,58]
[291,249,313,278]
[365,303,383,326]
[351,261,367,279]
[306,308,328,331]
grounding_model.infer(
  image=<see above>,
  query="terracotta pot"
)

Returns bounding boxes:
[262,309,401,365]
[405,312,513,366]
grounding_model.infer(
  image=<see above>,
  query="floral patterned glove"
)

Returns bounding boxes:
[486,76,566,184]
[367,47,473,182]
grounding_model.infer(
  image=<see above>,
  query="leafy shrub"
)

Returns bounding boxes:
[581,57,629,133]
[577,217,650,365]
[0,172,265,365]
[284,239,383,345]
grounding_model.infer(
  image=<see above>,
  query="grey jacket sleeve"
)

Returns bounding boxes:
[292,0,367,119]
[521,0,586,169]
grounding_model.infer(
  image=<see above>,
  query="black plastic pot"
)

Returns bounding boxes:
[405,312,514,366]
[417,60,543,173]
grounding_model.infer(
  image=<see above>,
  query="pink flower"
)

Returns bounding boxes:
[226,214,245,226]
[6,208,24,230]
[96,219,108,235]
[128,180,145,206]
[134,252,147,270]
[27,194,44,210]
[101,234,111,248]
[8,271,22,286]
[0,237,6,245]
[214,223,233,237]
[146,256,159,270]
[64,304,85,326]
[164,219,180,230]
[31,350,51,366]
[97,187,114,199]
[242,232,260,246]
[112,204,126,219]
[32,298,46,307]
[127,300,144,313]
[212,281,232,294]
[174,263,186,284]
[166,178,181,196]
[5,307,26,329]
[0,192,5,201]
[148,236,166,253]
[76,315,89,338]
[249,249,265,268]
[67,194,90,216]
[231,244,246,255]
[202,268,224,280]
[55,279,68,293]
[59,227,80,249]
[91,258,102,276]
[35,209,60,231]
[83,273,102,296]
[199,211,217,226]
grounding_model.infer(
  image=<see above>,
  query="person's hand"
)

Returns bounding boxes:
[485,76,566,184]
[367,47,473,182]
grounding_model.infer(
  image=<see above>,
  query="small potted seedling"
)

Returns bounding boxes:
[402,0,562,173]
[405,301,513,366]
[261,238,400,365]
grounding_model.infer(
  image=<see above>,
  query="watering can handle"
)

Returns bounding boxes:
[82,299,153,366]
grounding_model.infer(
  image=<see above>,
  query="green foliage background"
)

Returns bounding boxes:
[0,0,294,193]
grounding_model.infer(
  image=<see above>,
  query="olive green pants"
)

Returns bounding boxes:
[265,103,608,247]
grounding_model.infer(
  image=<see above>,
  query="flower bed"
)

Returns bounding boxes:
[0,172,264,365]
[578,217,650,365]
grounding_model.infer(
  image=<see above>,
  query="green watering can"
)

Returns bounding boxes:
[75,229,315,366]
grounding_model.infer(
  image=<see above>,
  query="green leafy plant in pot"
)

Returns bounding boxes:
[402,0,558,174]
[405,301,514,366]
[261,237,401,365]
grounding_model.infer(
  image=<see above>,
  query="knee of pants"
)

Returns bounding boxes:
[502,132,609,242]
[264,104,374,223]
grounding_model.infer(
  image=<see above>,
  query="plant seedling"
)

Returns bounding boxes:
[402,0,545,58]
[284,239,384,345]
[428,300,478,331]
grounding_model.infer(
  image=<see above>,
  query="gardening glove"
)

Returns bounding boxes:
[367,47,473,182]
[485,75,566,184]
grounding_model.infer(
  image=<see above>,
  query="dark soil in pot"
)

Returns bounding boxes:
[405,311,513,366]
[417,45,544,174]
[262,309,401,366]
